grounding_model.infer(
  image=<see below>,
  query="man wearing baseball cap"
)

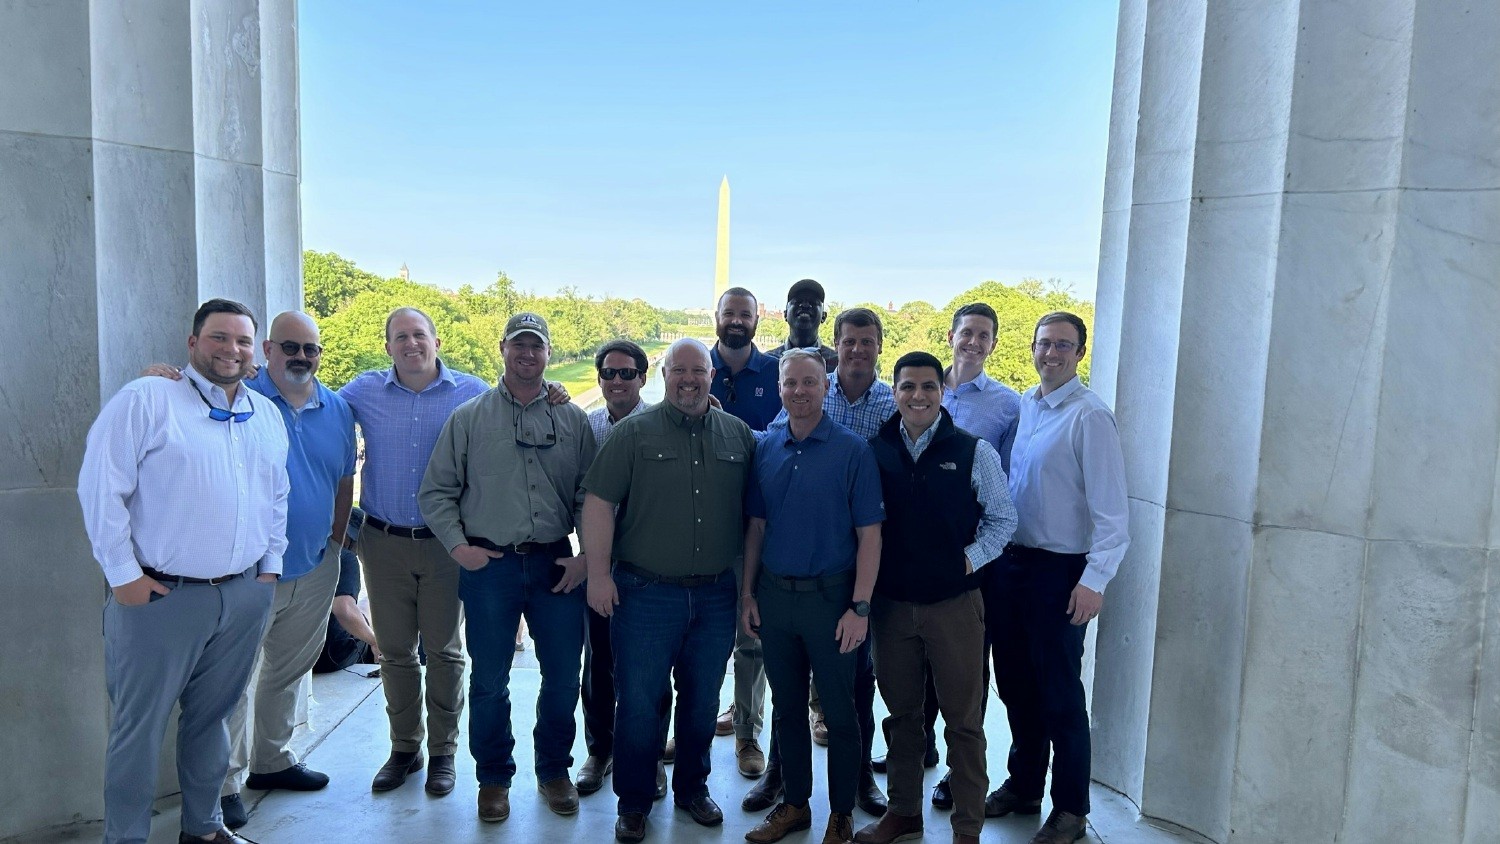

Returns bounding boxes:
[768,279,837,374]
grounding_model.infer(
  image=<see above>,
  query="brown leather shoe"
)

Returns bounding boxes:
[663,736,677,763]
[810,711,829,746]
[478,785,510,822]
[822,812,855,844]
[179,830,250,844]
[737,738,766,778]
[986,784,1044,817]
[852,811,923,844]
[615,811,647,843]
[539,776,580,815]
[745,802,813,843]
[577,754,612,795]
[1029,809,1088,843]
[716,703,736,736]
[425,754,456,796]
[371,750,423,792]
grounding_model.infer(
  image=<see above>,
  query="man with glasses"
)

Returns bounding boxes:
[80,298,288,844]
[767,279,837,374]
[420,312,596,823]
[991,311,1129,844]
[707,287,782,780]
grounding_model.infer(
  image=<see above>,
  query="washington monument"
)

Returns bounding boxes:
[713,175,730,306]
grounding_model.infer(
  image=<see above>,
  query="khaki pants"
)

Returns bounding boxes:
[359,525,465,755]
[223,543,342,794]
[872,589,988,836]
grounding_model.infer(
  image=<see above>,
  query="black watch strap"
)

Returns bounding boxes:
[849,600,871,617]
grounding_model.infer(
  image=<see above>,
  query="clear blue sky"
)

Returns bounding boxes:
[299,2,1117,310]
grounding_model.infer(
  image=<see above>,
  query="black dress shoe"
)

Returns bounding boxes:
[985,784,1044,818]
[675,793,725,826]
[246,762,329,792]
[371,750,423,792]
[655,760,668,800]
[426,755,456,796]
[857,764,888,816]
[742,764,784,812]
[931,771,953,809]
[219,794,248,830]
[615,811,647,843]
[871,753,888,774]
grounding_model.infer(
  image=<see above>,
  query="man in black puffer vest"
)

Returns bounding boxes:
[853,352,1017,844]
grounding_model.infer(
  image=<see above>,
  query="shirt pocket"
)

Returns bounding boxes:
[639,444,680,462]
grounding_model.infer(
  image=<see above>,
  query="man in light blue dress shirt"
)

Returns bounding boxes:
[79,299,289,844]
[990,311,1129,844]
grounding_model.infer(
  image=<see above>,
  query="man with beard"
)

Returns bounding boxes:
[80,299,288,844]
[767,279,837,374]
[707,287,781,782]
[583,339,755,843]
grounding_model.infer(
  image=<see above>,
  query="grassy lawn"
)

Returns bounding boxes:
[546,340,669,395]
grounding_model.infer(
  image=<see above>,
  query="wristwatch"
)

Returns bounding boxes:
[849,600,871,617]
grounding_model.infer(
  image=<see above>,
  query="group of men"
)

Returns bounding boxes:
[78,278,1127,844]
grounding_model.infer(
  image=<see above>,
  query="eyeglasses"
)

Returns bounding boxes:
[1032,340,1078,353]
[274,340,323,358]
[515,407,557,450]
[599,367,641,382]
[188,379,254,423]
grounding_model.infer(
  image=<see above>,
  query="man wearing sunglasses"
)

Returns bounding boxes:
[79,299,289,844]
[420,312,597,824]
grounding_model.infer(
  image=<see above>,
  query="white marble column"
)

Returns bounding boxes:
[0,0,300,836]
[1093,1,1500,842]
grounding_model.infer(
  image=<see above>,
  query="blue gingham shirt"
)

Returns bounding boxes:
[942,370,1021,474]
[338,360,489,527]
[588,400,648,446]
[770,374,897,441]
[900,419,1017,570]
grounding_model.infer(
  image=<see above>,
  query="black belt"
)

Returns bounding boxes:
[1003,543,1087,564]
[141,566,247,586]
[467,536,572,557]
[364,514,435,540]
[615,560,729,588]
[759,569,854,592]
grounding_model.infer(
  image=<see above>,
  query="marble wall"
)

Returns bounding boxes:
[0,0,300,837]
[1093,0,1500,841]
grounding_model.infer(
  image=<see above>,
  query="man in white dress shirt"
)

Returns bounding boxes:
[989,311,1129,844]
[79,299,290,844]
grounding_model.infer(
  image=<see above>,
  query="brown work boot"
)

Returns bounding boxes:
[1029,809,1088,843]
[852,810,923,844]
[539,777,579,815]
[737,737,766,778]
[716,703,736,736]
[478,785,510,822]
[745,802,813,843]
[822,811,855,844]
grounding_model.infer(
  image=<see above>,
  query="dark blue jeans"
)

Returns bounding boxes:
[610,567,737,815]
[459,549,586,787]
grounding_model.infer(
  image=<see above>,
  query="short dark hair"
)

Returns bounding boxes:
[594,339,648,375]
[892,351,944,385]
[833,307,884,344]
[718,287,758,310]
[384,307,437,342]
[951,302,998,335]
[1034,311,1088,350]
[192,298,258,336]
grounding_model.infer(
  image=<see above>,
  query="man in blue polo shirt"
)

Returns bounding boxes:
[707,287,783,779]
[740,349,883,844]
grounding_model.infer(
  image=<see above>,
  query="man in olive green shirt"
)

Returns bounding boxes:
[582,338,755,843]
[419,312,596,824]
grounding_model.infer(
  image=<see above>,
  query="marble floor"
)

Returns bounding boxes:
[19,656,1205,844]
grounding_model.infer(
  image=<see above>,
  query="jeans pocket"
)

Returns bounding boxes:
[614,568,652,590]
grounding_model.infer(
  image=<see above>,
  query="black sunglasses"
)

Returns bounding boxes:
[274,340,323,358]
[515,408,558,450]
[189,379,254,423]
[721,371,737,404]
[599,367,641,382]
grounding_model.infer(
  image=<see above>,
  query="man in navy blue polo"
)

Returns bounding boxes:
[707,286,783,779]
[740,349,883,844]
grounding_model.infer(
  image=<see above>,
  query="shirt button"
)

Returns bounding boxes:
[694,460,699,465]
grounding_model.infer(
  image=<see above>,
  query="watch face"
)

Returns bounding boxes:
[852,600,871,617]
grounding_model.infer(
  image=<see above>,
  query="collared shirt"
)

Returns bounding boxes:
[420,382,596,553]
[588,400,648,446]
[747,415,884,578]
[943,369,1021,474]
[245,369,357,580]
[770,374,897,441]
[710,344,783,432]
[338,360,488,527]
[1009,376,1130,593]
[899,420,1017,569]
[79,366,290,587]
[583,403,755,577]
